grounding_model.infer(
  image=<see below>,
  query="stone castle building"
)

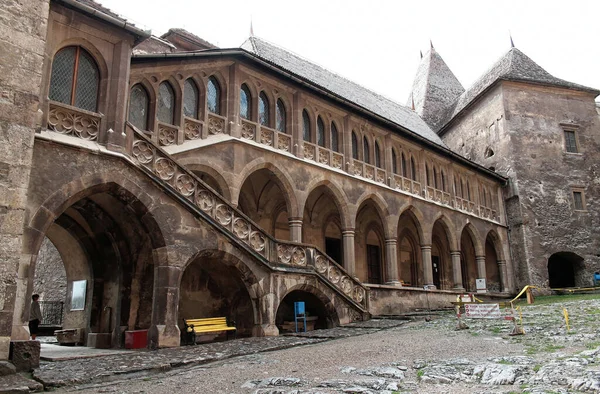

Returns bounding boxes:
[0,0,597,356]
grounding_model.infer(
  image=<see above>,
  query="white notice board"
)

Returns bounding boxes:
[465,303,501,319]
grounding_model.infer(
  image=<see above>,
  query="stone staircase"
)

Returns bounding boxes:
[125,123,369,314]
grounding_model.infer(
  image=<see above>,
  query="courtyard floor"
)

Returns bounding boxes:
[4,294,600,393]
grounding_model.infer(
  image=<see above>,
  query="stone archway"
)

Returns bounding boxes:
[397,209,423,287]
[460,228,479,292]
[26,182,165,348]
[275,288,339,333]
[178,250,259,339]
[238,168,293,241]
[302,184,346,266]
[355,199,386,284]
[548,252,585,288]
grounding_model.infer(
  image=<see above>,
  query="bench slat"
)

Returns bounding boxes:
[183,316,236,336]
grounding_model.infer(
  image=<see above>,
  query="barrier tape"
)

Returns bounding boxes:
[510,285,539,303]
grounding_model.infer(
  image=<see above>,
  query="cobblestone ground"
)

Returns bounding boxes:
[38,298,600,393]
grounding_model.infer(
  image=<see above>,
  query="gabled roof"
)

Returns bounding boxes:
[437,48,600,133]
[241,36,446,148]
[407,47,464,131]
[56,0,150,41]
[161,28,218,51]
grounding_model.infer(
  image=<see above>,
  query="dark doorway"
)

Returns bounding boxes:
[325,237,342,265]
[548,252,584,288]
[367,244,382,284]
[276,290,335,333]
[432,256,441,288]
[460,253,469,291]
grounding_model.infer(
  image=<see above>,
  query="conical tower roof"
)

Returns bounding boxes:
[437,47,600,133]
[407,46,465,131]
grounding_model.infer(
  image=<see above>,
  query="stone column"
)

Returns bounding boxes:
[255,292,279,337]
[498,260,508,293]
[476,255,487,291]
[1,0,51,359]
[148,264,181,348]
[288,217,303,243]
[421,245,434,288]
[451,251,465,291]
[385,239,401,286]
[342,229,356,276]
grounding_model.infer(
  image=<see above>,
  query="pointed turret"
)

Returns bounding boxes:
[406,46,465,131]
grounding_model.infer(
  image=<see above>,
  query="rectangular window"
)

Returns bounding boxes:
[573,191,585,210]
[564,130,578,153]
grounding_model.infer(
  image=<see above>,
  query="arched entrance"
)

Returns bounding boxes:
[28,183,162,347]
[548,252,585,288]
[485,233,502,292]
[238,169,292,240]
[303,184,345,266]
[431,218,454,289]
[275,289,338,333]
[460,228,478,292]
[355,199,386,284]
[33,237,67,331]
[397,210,423,287]
[179,251,257,339]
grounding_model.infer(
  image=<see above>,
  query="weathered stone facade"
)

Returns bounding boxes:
[416,48,600,290]
[0,0,50,359]
[8,0,596,358]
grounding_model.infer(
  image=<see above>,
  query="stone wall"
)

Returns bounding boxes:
[0,0,50,357]
[442,81,600,289]
[33,237,66,303]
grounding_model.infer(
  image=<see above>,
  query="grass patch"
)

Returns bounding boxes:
[489,326,502,334]
[533,364,541,372]
[514,293,600,307]
[416,370,424,380]
[586,341,600,350]
[543,344,565,352]
[497,359,513,365]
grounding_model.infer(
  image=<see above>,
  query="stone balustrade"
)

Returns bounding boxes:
[48,101,102,141]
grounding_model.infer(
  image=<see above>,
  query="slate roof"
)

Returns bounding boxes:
[161,28,218,50]
[240,36,446,147]
[407,47,464,131]
[437,47,600,133]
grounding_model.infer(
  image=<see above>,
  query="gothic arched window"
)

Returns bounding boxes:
[259,92,269,126]
[49,46,99,112]
[302,110,311,142]
[375,141,382,168]
[331,123,339,152]
[352,131,358,159]
[411,157,417,181]
[276,99,286,132]
[317,116,325,147]
[207,76,221,114]
[183,78,199,119]
[363,136,370,163]
[240,84,251,120]
[158,81,175,124]
[128,84,149,131]
[401,153,408,178]
[392,150,398,174]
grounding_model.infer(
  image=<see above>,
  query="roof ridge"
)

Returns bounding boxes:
[246,35,411,110]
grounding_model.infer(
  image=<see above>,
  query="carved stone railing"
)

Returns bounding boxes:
[425,187,452,207]
[126,124,368,311]
[349,160,385,185]
[207,113,226,136]
[241,119,257,141]
[275,242,368,307]
[392,174,421,196]
[157,122,178,146]
[259,126,275,147]
[275,131,292,152]
[183,117,203,140]
[48,101,102,141]
[302,141,317,161]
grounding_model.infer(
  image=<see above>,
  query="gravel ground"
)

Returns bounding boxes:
[50,297,600,393]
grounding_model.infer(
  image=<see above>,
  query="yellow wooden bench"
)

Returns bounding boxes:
[182,317,236,345]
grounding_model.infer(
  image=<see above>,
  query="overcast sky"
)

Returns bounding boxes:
[98,0,600,104]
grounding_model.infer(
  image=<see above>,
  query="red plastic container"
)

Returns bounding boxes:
[125,329,148,349]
